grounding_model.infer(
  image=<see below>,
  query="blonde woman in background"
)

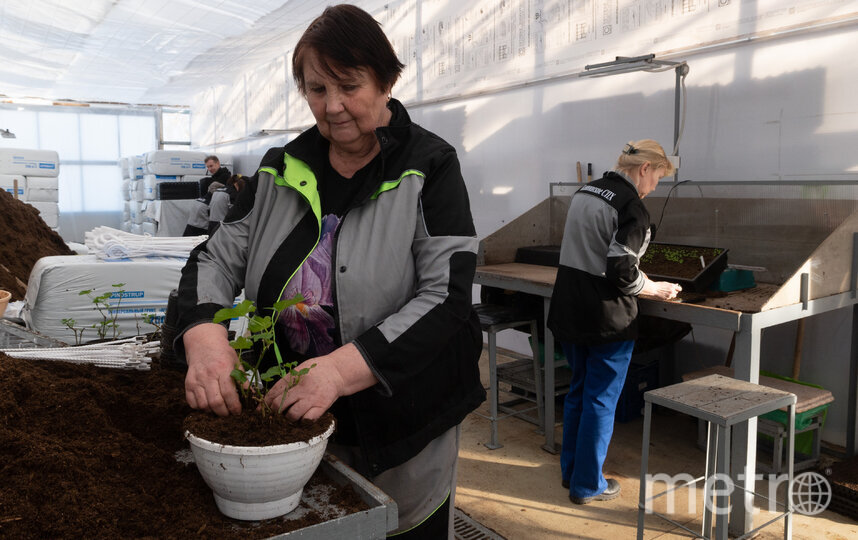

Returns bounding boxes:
[547,139,681,504]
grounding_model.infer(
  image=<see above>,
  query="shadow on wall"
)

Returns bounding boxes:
[421,64,836,240]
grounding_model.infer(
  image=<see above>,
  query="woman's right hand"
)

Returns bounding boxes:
[183,323,242,416]
[640,277,682,300]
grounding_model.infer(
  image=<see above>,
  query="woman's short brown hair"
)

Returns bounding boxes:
[292,4,404,94]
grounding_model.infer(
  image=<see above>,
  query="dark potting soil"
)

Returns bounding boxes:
[0,354,367,539]
[830,456,858,493]
[0,189,74,300]
[640,244,724,281]
[185,410,335,447]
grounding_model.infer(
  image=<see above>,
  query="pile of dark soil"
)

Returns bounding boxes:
[0,354,366,539]
[0,189,74,300]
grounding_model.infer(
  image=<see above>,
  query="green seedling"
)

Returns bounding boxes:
[138,313,162,336]
[76,283,126,341]
[61,317,87,345]
[213,294,315,416]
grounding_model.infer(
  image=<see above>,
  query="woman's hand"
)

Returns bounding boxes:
[641,277,683,300]
[183,323,242,416]
[263,343,378,422]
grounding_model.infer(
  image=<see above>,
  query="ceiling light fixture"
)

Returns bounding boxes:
[0,128,16,139]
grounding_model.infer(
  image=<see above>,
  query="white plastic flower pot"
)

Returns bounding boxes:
[0,289,10,318]
[185,418,335,521]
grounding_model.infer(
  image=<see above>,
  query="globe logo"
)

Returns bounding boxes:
[790,471,832,516]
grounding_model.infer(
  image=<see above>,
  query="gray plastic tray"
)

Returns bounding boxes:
[0,319,68,349]
[265,454,398,539]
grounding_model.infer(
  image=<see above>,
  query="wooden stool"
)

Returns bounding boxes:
[637,374,796,540]
[473,303,542,450]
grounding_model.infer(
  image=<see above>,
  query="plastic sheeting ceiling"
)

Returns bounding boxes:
[0,0,366,106]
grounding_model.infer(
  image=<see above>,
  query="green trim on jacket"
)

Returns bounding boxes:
[260,153,324,303]
[370,169,425,200]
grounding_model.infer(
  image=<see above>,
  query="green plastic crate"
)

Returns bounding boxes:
[758,370,830,456]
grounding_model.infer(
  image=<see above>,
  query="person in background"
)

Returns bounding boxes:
[184,173,247,236]
[206,173,245,232]
[547,139,682,505]
[200,155,231,195]
[174,5,484,538]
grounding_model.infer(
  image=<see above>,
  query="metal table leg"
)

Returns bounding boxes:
[716,423,731,540]
[486,328,502,450]
[729,315,761,537]
[637,401,653,540]
[542,297,560,454]
[702,421,717,537]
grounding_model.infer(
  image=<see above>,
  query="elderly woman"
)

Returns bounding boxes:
[174,4,484,538]
[548,139,681,505]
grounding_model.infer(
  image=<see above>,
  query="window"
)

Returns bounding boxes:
[161,109,191,150]
[0,106,157,213]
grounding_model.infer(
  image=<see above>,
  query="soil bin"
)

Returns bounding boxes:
[827,456,858,522]
[640,242,728,292]
[0,355,396,539]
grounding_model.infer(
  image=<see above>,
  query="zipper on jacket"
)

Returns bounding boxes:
[261,156,322,306]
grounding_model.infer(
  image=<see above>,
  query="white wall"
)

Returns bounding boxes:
[189,2,858,447]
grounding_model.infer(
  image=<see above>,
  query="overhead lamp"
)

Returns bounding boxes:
[579,53,690,181]
[0,128,16,139]
[250,129,302,137]
[579,54,686,77]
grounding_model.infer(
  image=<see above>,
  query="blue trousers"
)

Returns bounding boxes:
[560,340,634,498]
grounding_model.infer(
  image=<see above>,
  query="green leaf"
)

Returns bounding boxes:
[260,365,281,382]
[112,283,125,288]
[273,293,304,311]
[79,290,91,296]
[247,315,273,333]
[273,343,285,368]
[230,368,247,384]
[213,299,255,324]
[230,336,253,350]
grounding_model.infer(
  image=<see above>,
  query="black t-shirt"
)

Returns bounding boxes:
[318,157,375,217]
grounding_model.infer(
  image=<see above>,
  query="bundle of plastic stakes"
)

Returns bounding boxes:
[85,226,207,260]
[0,336,158,370]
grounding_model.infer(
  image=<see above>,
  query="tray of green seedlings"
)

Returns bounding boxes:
[640,243,728,293]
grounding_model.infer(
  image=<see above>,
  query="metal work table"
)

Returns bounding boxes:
[474,262,858,536]
[474,263,558,453]
[476,181,858,535]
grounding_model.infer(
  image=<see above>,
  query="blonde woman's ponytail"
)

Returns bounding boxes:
[615,139,674,176]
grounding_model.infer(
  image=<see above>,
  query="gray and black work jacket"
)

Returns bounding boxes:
[175,99,485,475]
[547,171,651,345]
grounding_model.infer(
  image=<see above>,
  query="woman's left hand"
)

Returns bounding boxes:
[262,343,378,422]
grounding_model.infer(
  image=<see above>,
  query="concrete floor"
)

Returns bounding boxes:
[454,348,858,540]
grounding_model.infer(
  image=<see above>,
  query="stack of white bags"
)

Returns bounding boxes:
[0,148,60,229]
[84,226,206,260]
